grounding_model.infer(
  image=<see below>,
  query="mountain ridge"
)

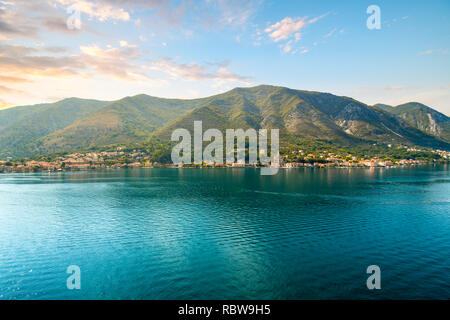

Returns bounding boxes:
[1,85,449,159]
[373,101,450,143]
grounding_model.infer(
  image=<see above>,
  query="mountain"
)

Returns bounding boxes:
[36,95,218,154]
[377,102,450,143]
[374,103,394,112]
[152,85,449,149]
[0,98,110,158]
[1,86,449,159]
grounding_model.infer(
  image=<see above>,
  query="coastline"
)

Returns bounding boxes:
[1,161,448,174]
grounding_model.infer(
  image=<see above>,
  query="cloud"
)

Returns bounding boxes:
[324,27,337,38]
[0,4,40,38]
[419,49,448,55]
[0,84,27,95]
[0,98,14,109]
[78,44,151,80]
[265,17,307,43]
[53,0,130,22]
[0,39,252,107]
[119,40,137,48]
[214,66,252,84]
[0,0,102,39]
[57,0,189,29]
[1,0,263,42]
[282,41,292,53]
[264,13,328,55]
[308,12,329,24]
[0,43,150,82]
[212,0,260,28]
[0,75,31,83]
[40,15,82,34]
[265,13,328,43]
[146,57,251,85]
[419,50,434,55]
[52,0,261,35]
[147,57,218,80]
[0,40,168,106]
[192,0,261,31]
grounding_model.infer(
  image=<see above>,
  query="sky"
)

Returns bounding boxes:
[0,0,449,115]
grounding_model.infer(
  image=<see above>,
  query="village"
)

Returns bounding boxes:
[0,147,448,173]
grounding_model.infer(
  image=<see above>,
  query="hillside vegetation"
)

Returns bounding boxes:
[1,85,449,159]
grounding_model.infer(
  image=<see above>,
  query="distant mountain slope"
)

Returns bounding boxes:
[152,86,361,145]
[152,85,449,149]
[382,102,450,143]
[37,94,215,154]
[0,98,110,158]
[1,86,449,159]
[0,105,40,132]
[374,103,394,112]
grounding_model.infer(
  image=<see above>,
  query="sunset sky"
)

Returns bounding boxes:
[0,0,449,114]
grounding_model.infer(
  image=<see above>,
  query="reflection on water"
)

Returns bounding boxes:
[0,165,449,299]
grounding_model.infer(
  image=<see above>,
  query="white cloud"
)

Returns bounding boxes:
[282,42,292,53]
[0,42,148,82]
[265,17,307,43]
[263,12,328,42]
[264,13,328,54]
[119,40,137,48]
[53,0,130,22]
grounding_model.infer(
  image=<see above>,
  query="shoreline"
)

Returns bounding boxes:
[1,162,448,174]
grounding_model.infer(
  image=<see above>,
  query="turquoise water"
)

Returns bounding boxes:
[0,166,449,300]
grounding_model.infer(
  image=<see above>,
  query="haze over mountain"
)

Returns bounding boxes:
[1,85,449,159]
